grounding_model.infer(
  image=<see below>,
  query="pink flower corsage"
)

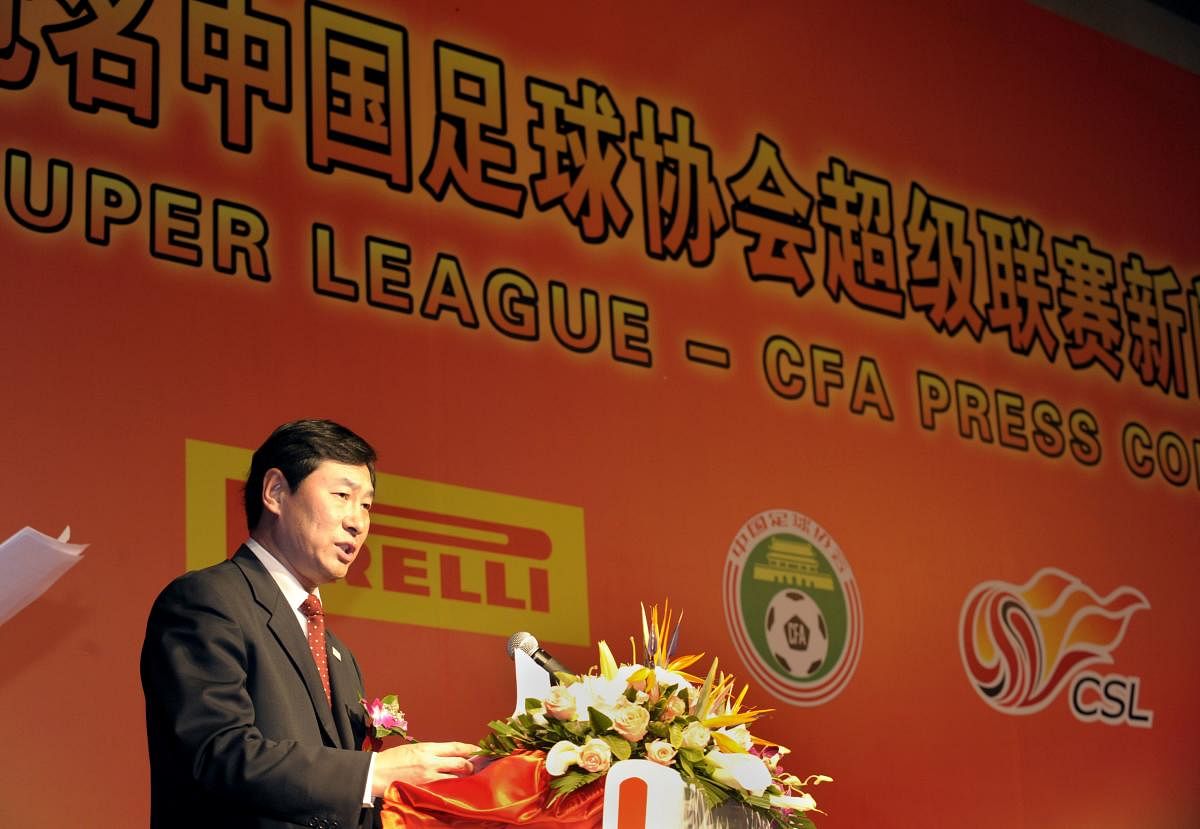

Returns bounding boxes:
[360,694,411,752]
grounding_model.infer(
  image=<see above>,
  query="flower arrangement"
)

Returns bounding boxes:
[361,694,412,752]
[479,603,831,828]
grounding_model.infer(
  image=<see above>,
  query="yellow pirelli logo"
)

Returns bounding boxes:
[185,439,590,645]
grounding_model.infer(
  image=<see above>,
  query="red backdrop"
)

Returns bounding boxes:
[1,1,1198,826]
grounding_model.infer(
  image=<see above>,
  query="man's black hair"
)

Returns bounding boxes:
[243,419,377,532]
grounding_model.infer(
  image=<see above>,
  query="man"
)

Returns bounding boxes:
[141,419,478,828]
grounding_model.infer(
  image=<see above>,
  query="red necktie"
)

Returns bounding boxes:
[299,593,332,706]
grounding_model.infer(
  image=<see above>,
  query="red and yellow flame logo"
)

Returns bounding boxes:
[959,568,1148,714]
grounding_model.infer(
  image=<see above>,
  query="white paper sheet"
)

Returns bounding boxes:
[0,526,87,626]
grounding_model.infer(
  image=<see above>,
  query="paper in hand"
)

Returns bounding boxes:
[0,526,87,626]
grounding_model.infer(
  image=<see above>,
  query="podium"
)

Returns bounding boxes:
[603,759,684,828]
[602,759,772,829]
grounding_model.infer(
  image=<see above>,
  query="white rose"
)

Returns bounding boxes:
[704,750,771,797]
[571,675,626,719]
[679,721,711,751]
[660,695,687,723]
[545,740,579,776]
[645,740,677,766]
[611,699,650,742]
[543,686,577,721]
[577,738,612,773]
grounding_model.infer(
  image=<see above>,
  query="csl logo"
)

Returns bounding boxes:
[723,509,862,707]
[185,439,589,645]
[959,568,1151,727]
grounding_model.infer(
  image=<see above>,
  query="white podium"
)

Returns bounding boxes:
[602,759,683,828]
[601,759,772,829]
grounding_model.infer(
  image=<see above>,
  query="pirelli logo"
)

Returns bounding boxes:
[185,439,590,645]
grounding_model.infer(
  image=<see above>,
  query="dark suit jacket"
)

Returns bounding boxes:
[141,546,378,829]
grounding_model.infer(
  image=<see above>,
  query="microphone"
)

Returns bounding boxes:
[507,631,571,684]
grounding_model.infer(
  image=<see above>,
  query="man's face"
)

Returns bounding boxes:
[269,460,374,591]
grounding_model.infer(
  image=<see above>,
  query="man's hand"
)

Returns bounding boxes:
[370,741,479,796]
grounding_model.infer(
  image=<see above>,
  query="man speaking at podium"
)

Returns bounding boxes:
[141,419,478,828]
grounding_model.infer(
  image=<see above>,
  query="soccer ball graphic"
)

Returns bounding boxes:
[764,590,828,677]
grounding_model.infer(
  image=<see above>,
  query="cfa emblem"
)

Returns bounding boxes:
[722,509,862,706]
[959,568,1152,727]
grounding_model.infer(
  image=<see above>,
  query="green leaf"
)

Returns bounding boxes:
[524,697,543,712]
[676,756,694,779]
[692,776,731,808]
[602,734,632,761]
[478,735,511,755]
[546,770,602,806]
[745,793,772,810]
[477,739,504,757]
[564,721,591,739]
[587,706,613,734]
[693,770,737,802]
[486,720,524,740]
[695,658,718,715]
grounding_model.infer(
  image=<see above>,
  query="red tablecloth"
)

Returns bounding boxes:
[381,751,604,828]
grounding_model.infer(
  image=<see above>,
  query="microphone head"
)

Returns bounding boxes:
[507,631,538,659]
